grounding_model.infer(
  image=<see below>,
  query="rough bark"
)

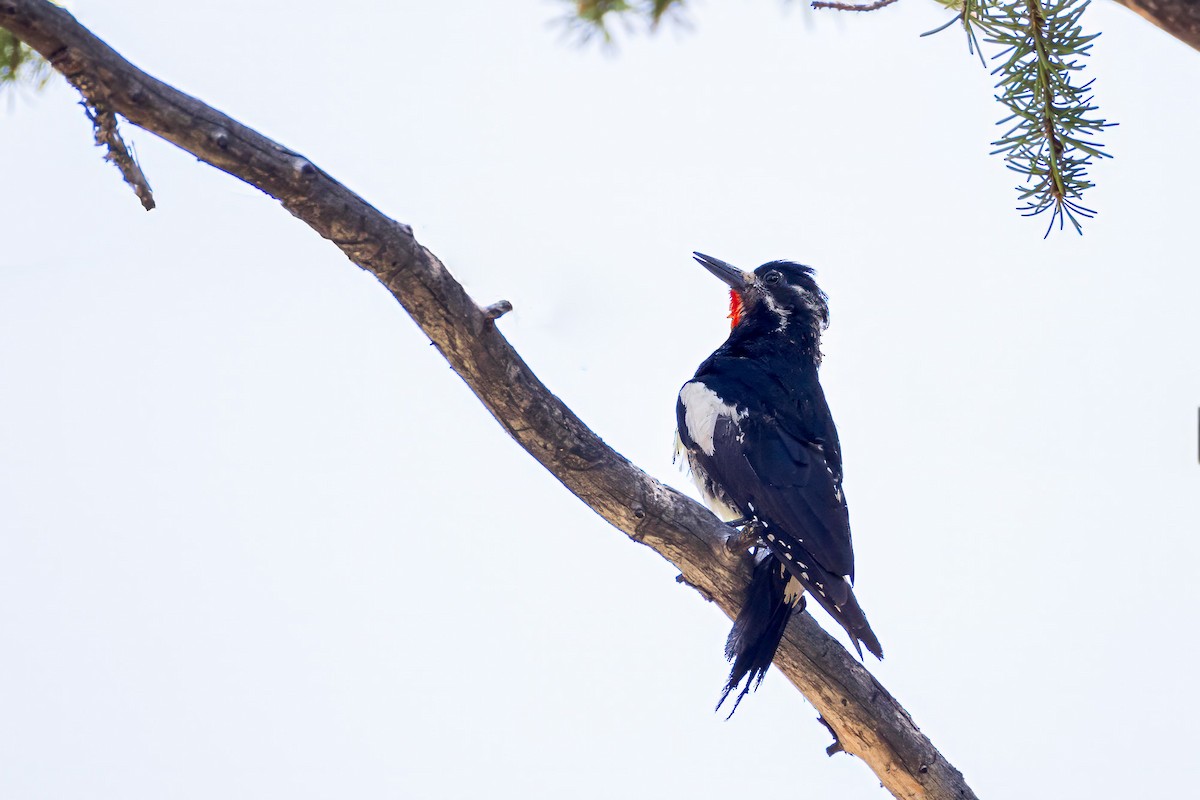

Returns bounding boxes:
[0,2,978,798]
[1111,0,1200,51]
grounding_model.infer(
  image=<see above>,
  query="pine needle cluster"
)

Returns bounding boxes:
[559,1,684,43]
[952,0,1113,234]
[1,27,51,89]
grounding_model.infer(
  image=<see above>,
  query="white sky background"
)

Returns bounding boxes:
[2,1,1199,797]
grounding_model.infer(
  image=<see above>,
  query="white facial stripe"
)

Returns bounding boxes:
[679,381,743,457]
[761,290,791,332]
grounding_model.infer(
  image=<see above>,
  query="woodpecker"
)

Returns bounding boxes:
[675,252,882,714]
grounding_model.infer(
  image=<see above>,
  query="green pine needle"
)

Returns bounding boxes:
[3,2,68,92]
[557,0,687,44]
[2,27,52,90]
[951,0,1114,234]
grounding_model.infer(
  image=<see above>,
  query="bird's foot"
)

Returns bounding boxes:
[724,520,764,553]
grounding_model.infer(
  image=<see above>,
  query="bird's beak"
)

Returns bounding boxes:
[693,252,754,290]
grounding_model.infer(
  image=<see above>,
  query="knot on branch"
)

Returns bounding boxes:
[292,157,317,181]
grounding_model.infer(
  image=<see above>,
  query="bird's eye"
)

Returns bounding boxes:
[764,272,782,285]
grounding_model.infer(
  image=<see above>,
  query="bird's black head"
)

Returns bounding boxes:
[692,252,830,339]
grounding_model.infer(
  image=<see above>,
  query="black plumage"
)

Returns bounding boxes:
[675,253,882,714]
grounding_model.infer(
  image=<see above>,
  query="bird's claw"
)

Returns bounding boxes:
[724,519,764,553]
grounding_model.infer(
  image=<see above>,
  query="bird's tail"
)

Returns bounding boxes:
[796,558,884,661]
[717,553,799,716]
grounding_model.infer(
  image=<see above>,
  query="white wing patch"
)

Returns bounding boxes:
[783,575,805,605]
[679,381,744,457]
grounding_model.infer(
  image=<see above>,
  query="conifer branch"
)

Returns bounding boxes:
[954,0,1114,234]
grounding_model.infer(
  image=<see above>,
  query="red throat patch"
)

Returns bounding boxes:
[728,290,743,329]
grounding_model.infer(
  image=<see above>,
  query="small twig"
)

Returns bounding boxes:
[81,101,154,210]
[817,715,846,756]
[676,572,715,603]
[811,0,899,11]
[483,300,513,320]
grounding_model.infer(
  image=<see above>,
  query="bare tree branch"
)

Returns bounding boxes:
[0,2,978,798]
